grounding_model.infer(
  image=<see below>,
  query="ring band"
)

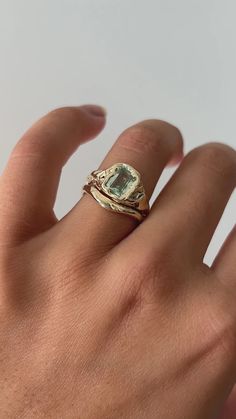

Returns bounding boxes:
[83,163,150,222]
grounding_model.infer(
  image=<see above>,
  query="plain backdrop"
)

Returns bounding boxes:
[0,0,235,264]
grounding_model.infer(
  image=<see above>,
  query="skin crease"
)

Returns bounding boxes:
[0,105,236,418]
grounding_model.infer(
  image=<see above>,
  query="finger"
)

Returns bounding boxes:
[212,225,236,287]
[136,143,236,262]
[58,120,183,252]
[0,105,106,242]
[220,385,236,419]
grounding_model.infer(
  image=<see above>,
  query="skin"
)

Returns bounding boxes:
[0,104,236,419]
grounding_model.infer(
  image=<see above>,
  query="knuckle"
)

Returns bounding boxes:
[11,133,44,160]
[117,119,182,156]
[0,251,17,311]
[205,305,236,361]
[121,243,174,302]
[11,134,41,158]
[118,122,163,154]
[189,142,236,179]
[197,273,236,360]
[118,252,157,313]
[11,107,80,158]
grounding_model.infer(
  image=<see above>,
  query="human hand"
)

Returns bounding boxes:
[0,105,236,418]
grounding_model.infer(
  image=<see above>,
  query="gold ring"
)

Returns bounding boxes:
[82,163,150,222]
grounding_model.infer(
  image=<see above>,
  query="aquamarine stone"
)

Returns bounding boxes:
[104,166,136,198]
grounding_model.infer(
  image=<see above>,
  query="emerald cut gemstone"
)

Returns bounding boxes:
[104,165,137,199]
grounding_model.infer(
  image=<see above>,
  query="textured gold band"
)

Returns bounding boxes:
[82,163,150,222]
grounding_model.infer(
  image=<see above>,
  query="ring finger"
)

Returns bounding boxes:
[59,119,183,251]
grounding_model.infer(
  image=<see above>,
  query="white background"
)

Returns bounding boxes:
[0,0,235,264]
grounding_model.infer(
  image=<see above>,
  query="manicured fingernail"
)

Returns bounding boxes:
[80,104,107,118]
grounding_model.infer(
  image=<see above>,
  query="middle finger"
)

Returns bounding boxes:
[136,142,236,264]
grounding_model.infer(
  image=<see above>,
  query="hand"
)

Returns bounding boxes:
[0,105,236,419]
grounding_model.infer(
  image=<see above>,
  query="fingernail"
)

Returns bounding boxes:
[168,151,184,167]
[80,104,107,118]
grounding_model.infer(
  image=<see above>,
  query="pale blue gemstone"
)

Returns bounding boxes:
[105,166,136,198]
